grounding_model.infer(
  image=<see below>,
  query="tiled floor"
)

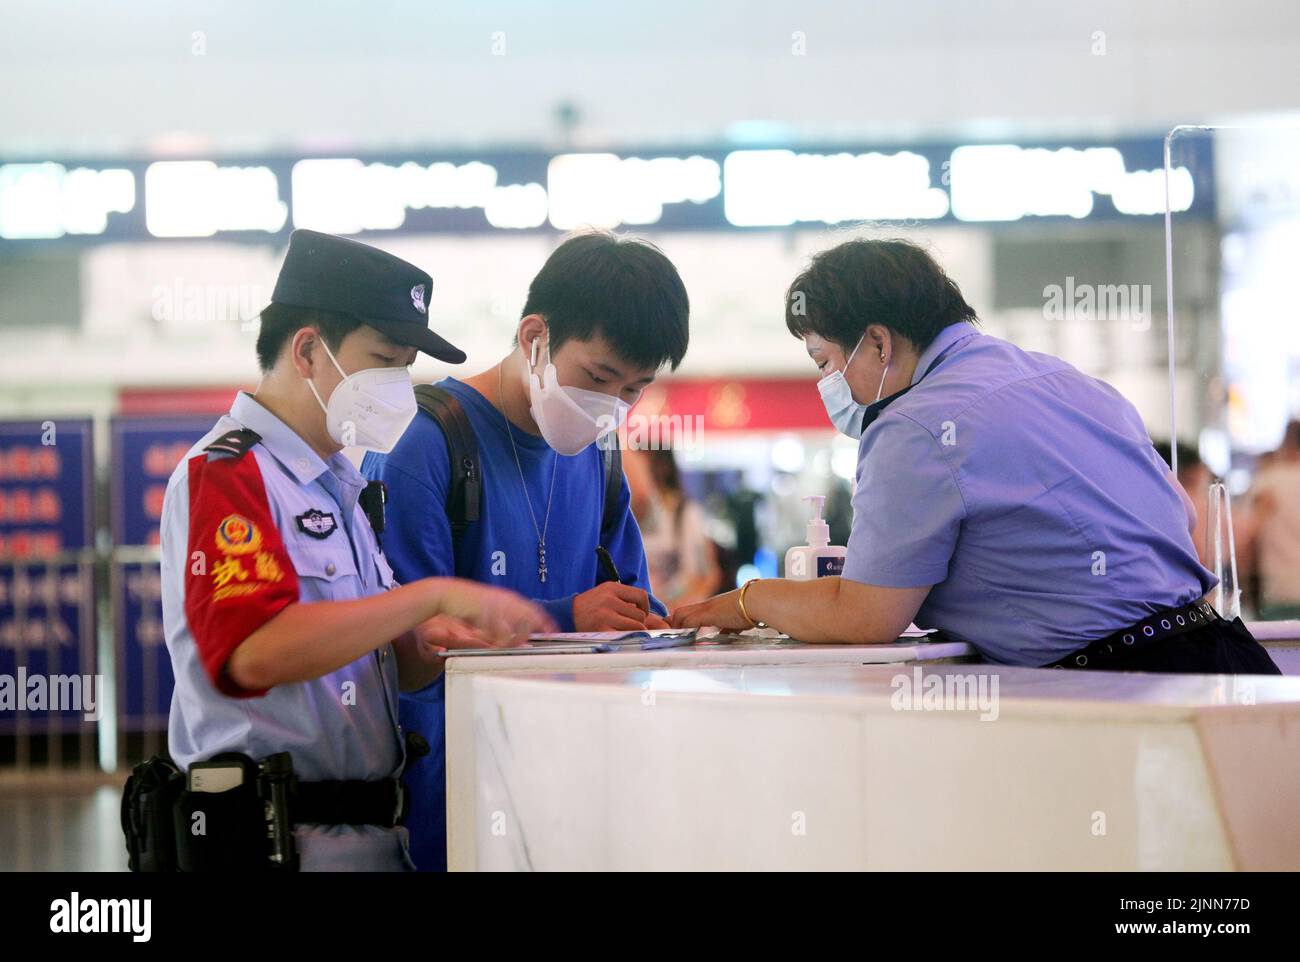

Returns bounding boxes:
[0,774,129,871]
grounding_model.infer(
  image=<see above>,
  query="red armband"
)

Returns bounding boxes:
[184,451,299,697]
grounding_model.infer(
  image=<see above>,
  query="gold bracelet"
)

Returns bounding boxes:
[737,578,766,629]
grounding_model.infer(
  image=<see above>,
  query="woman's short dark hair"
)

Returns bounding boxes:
[522,230,689,371]
[785,238,978,354]
[255,303,363,372]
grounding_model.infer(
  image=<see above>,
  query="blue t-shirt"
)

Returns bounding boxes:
[841,322,1216,666]
[361,376,662,870]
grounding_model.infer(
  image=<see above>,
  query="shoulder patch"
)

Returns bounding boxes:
[215,513,264,555]
[204,428,262,461]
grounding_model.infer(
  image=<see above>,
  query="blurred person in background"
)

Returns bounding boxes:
[823,478,854,548]
[1246,420,1300,620]
[636,447,723,608]
[1154,440,1212,566]
[362,229,688,870]
[622,437,656,519]
[674,238,1280,675]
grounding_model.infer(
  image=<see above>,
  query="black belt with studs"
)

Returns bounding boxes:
[1045,599,1221,670]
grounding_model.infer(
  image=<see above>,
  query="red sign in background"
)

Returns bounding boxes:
[121,378,832,434]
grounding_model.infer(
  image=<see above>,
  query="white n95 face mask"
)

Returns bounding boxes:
[818,332,888,439]
[306,338,418,453]
[525,333,630,456]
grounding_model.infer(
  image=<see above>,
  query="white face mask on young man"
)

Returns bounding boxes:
[817,331,889,439]
[306,337,418,453]
[524,331,630,456]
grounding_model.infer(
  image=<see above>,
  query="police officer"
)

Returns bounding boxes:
[158,230,554,871]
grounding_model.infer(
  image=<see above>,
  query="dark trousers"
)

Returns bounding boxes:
[1048,607,1282,675]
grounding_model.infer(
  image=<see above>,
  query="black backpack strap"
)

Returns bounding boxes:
[600,438,623,539]
[413,384,480,539]
[415,382,617,542]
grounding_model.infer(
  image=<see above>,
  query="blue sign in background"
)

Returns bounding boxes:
[111,415,215,728]
[0,418,95,729]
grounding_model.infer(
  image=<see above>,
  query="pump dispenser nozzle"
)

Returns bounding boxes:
[803,494,830,548]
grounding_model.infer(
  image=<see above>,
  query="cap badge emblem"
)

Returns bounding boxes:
[410,284,427,314]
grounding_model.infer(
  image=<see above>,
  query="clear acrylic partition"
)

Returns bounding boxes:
[1166,125,1300,623]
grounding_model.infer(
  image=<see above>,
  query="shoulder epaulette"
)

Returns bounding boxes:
[203,427,262,461]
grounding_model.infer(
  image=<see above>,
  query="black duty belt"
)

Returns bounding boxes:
[1046,599,1222,670]
[293,778,409,828]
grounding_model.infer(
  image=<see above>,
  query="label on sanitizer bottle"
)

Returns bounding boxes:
[817,556,845,577]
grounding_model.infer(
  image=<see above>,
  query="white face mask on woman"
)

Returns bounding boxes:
[817,332,888,439]
[524,331,630,456]
[305,337,418,453]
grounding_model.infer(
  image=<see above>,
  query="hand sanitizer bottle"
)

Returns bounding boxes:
[784,495,846,580]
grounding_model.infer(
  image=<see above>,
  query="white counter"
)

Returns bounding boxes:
[445,659,1300,871]
[443,635,975,674]
[1251,620,1300,674]
[443,637,973,871]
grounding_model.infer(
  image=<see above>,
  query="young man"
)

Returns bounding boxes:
[362,230,691,870]
[158,230,553,872]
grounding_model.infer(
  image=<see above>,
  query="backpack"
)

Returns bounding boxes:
[413,384,624,544]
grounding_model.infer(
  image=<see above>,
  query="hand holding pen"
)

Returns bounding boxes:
[573,546,671,631]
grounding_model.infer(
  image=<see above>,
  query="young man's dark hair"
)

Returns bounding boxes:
[255,303,362,372]
[785,238,978,353]
[521,230,690,371]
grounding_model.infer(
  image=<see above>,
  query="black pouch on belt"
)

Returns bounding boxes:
[121,754,185,872]
[172,752,273,872]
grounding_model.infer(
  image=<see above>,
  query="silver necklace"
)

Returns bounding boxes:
[497,362,558,583]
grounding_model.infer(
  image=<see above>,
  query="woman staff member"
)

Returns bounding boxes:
[673,239,1279,674]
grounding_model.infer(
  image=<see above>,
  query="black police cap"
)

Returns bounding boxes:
[267,229,466,363]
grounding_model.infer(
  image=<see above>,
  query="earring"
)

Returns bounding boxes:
[530,337,539,368]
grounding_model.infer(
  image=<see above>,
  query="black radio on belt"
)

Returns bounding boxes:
[173,752,297,872]
[258,753,299,871]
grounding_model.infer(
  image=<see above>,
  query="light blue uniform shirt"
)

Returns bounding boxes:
[160,392,412,871]
[840,322,1216,666]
